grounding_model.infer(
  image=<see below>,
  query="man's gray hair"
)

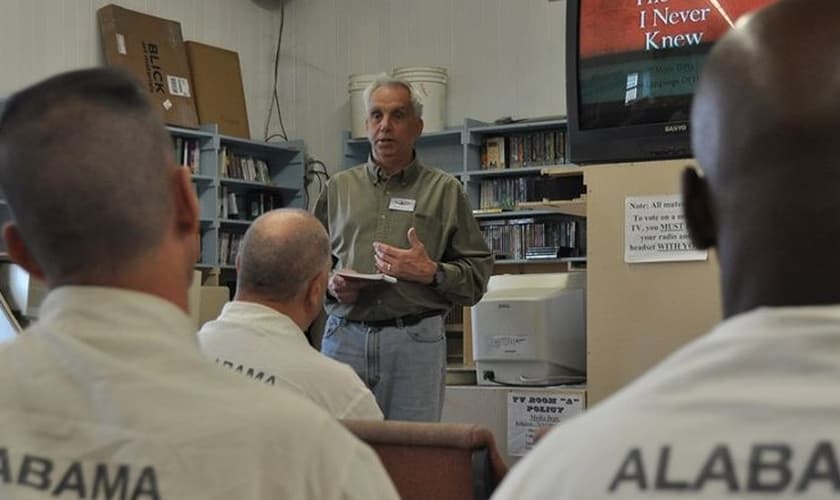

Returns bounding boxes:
[237,209,331,303]
[363,73,424,119]
[0,68,173,283]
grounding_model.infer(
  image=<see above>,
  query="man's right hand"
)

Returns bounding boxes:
[328,270,370,304]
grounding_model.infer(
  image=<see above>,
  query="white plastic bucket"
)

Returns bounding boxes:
[348,73,379,138]
[392,66,448,133]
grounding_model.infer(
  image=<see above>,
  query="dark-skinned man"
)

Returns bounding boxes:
[494,0,840,497]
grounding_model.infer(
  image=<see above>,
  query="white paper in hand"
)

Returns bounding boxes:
[335,269,398,284]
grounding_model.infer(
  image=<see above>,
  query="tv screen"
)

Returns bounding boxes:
[566,0,777,164]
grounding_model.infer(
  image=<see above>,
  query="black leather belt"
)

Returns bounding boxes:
[351,310,443,328]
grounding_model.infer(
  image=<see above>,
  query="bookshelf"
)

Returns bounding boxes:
[341,117,588,372]
[463,119,586,264]
[169,124,305,291]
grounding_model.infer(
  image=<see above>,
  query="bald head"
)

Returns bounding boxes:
[693,0,840,186]
[237,209,331,303]
[0,68,174,284]
[686,0,840,316]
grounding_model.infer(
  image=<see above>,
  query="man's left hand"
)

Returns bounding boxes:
[373,227,436,284]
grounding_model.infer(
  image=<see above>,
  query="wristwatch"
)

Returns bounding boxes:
[432,263,445,287]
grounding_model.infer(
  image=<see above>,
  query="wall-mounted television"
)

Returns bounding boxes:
[566,0,777,165]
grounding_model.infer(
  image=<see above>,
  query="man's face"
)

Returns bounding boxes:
[366,84,423,172]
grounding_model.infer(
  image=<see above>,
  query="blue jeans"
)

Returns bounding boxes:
[321,314,446,422]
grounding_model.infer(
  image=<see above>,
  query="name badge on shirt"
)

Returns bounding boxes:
[389,198,416,212]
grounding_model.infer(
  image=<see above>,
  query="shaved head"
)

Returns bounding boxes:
[693,0,840,185]
[685,0,840,316]
[237,209,331,303]
[0,68,174,284]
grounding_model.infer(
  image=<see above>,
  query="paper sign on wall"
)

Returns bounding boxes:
[624,194,707,263]
[507,391,584,456]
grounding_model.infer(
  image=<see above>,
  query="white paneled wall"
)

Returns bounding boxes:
[0,0,282,141]
[278,0,567,172]
[0,0,567,175]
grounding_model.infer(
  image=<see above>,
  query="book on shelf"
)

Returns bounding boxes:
[483,136,506,170]
[245,191,283,220]
[505,129,567,168]
[173,136,200,173]
[219,187,228,218]
[525,246,562,260]
[219,186,283,221]
[246,193,261,220]
[227,191,240,219]
[221,233,230,265]
[219,232,245,266]
[477,176,585,211]
[479,218,586,261]
[218,187,247,220]
[219,147,272,184]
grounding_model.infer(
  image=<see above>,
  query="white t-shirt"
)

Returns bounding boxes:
[0,286,397,500]
[198,301,383,420]
[493,306,840,499]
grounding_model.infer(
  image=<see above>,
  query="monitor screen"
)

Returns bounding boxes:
[567,0,777,164]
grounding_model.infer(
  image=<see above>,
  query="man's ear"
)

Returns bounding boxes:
[3,223,46,282]
[172,166,200,239]
[306,270,328,309]
[681,166,717,250]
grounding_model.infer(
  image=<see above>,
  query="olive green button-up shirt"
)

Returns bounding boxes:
[314,157,493,322]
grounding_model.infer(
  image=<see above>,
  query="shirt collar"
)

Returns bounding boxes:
[365,152,421,187]
[713,304,840,340]
[37,286,197,344]
[218,300,307,343]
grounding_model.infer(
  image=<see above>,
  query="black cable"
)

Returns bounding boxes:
[263,2,288,142]
[302,156,330,209]
[309,162,329,181]
[303,170,327,208]
[264,133,287,142]
[305,173,325,209]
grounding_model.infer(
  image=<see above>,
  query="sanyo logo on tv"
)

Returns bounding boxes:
[664,124,688,133]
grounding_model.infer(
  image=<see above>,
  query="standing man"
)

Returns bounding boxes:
[315,75,493,421]
[0,67,398,499]
[493,0,840,498]
[198,209,383,420]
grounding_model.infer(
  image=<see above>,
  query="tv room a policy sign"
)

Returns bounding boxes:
[625,194,707,263]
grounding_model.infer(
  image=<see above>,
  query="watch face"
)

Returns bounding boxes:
[434,268,444,286]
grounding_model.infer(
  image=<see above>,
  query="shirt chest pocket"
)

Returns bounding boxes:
[411,211,445,261]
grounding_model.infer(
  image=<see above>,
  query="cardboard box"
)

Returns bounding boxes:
[185,41,251,139]
[198,286,230,327]
[98,4,199,128]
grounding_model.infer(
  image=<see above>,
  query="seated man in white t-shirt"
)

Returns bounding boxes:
[493,0,840,499]
[199,209,384,420]
[0,67,396,499]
